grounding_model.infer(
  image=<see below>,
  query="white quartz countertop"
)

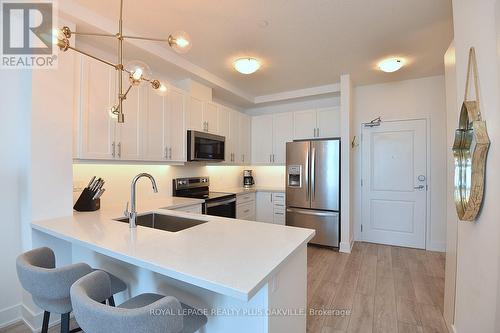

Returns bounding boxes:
[31,197,314,301]
[214,186,286,195]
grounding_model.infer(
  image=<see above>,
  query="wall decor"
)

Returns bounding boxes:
[452,47,490,221]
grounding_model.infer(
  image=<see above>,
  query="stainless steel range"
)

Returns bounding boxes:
[172,177,236,218]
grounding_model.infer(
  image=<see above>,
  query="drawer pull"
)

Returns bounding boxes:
[275,212,284,215]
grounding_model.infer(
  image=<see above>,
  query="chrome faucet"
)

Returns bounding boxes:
[125,173,158,228]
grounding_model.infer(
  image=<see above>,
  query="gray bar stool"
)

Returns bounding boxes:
[71,270,208,333]
[16,247,127,333]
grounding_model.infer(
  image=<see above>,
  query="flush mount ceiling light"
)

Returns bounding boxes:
[233,58,261,75]
[54,0,191,123]
[378,58,405,73]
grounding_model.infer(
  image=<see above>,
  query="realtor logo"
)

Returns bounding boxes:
[1,0,57,68]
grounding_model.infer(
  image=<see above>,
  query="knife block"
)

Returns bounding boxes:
[73,188,101,212]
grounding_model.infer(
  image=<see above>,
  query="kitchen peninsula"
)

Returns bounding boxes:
[31,197,314,333]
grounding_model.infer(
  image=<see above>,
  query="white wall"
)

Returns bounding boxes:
[0,71,30,328]
[352,75,448,251]
[445,1,500,332]
[73,164,246,205]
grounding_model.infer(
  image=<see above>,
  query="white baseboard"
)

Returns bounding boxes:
[339,239,354,253]
[0,304,22,329]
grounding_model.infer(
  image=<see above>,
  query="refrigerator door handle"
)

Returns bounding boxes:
[305,146,310,201]
[311,145,316,201]
[286,208,337,217]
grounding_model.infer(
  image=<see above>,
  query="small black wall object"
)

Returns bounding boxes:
[73,187,101,212]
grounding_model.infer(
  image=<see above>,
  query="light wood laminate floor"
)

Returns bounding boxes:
[307,242,447,333]
[1,242,446,333]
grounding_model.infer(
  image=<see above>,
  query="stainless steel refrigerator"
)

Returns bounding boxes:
[286,139,340,247]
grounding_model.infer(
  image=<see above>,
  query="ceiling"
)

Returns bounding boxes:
[64,0,453,106]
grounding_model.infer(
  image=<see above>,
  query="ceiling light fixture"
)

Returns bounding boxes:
[378,58,405,73]
[233,58,261,75]
[55,0,191,123]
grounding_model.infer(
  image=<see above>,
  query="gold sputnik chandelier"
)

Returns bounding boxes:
[55,0,191,123]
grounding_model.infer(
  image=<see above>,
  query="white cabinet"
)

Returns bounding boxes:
[143,87,186,162]
[143,89,166,161]
[75,57,116,160]
[251,115,273,164]
[217,106,231,162]
[256,192,286,225]
[293,107,340,140]
[272,113,294,164]
[167,88,187,162]
[236,192,256,221]
[171,204,202,214]
[293,110,317,140]
[227,109,240,164]
[256,192,274,223]
[75,57,142,161]
[239,113,251,164]
[187,96,204,132]
[317,107,341,138]
[251,112,293,165]
[187,98,218,134]
[204,102,218,134]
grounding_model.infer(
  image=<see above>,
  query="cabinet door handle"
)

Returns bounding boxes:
[169,147,172,160]
[206,122,209,132]
[272,154,275,163]
[117,142,122,158]
[112,142,116,158]
[164,146,168,159]
[270,154,272,163]
[317,128,320,137]
[242,154,245,163]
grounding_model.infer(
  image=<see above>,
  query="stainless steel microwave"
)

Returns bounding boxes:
[187,130,225,162]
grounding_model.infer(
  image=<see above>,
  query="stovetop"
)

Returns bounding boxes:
[172,177,235,202]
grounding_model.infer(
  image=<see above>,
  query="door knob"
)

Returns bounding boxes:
[414,185,425,190]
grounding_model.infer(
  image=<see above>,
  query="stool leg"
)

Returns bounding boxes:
[41,311,50,333]
[108,296,115,307]
[60,313,70,333]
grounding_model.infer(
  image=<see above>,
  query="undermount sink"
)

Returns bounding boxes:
[115,213,208,232]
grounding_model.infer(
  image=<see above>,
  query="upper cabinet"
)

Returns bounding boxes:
[252,112,293,165]
[239,113,251,164]
[187,96,204,132]
[75,57,120,160]
[203,102,219,134]
[293,107,340,140]
[227,109,241,164]
[143,87,186,162]
[74,56,186,163]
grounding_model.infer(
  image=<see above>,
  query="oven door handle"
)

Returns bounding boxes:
[205,198,236,208]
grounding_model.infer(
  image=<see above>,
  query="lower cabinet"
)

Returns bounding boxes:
[256,192,286,225]
[236,192,256,220]
[171,204,203,214]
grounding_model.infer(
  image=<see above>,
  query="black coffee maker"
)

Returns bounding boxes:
[243,170,255,188]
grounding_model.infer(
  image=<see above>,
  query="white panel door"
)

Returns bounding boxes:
[361,119,427,249]
[239,113,252,164]
[317,107,340,138]
[217,106,231,163]
[273,112,294,164]
[252,115,273,164]
[78,58,116,159]
[204,102,219,134]
[167,88,186,162]
[143,90,166,161]
[256,192,274,223]
[293,110,316,140]
[228,109,240,164]
[187,96,203,131]
[116,82,143,160]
